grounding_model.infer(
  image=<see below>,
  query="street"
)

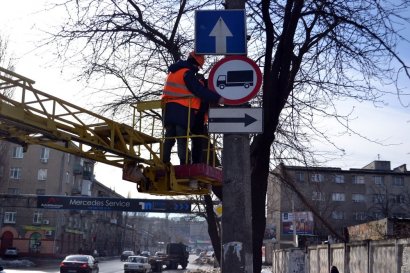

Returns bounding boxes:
[1,255,215,273]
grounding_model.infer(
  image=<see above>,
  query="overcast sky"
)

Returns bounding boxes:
[0,1,409,197]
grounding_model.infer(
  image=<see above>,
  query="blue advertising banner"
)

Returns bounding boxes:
[37,195,191,213]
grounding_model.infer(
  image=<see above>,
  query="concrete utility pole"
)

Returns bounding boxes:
[221,0,253,272]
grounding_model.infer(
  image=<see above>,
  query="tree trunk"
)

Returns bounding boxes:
[204,194,221,265]
[250,135,273,272]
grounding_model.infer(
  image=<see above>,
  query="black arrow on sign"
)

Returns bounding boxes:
[209,113,257,127]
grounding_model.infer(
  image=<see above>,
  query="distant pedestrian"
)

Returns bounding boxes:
[331,265,339,273]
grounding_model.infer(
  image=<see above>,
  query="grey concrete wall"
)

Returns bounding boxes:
[272,249,305,273]
[347,242,367,273]
[272,238,410,273]
[401,245,410,273]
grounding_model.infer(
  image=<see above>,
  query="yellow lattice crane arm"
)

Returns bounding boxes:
[0,66,162,168]
[0,67,222,196]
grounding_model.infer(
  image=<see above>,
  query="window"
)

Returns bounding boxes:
[331,211,344,220]
[372,212,384,219]
[37,169,48,181]
[352,194,366,202]
[65,172,70,184]
[312,191,325,201]
[311,173,324,183]
[9,167,22,180]
[33,212,43,224]
[332,193,346,201]
[393,194,405,204]
[393,176,404,186]
[295,172,305,182]
[373,194,385,204]
[352,175,365,184]
[335,175,345,184]
[393,213,405,218]
[7,188,20,195]
[40,147,50,162]
[12,146,24,158]
[354,212,367,221]
[4,212,17,223]
[36,189,46,195]
[374,176,384,185]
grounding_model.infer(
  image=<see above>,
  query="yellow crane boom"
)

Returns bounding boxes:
[0,67,222,195]
[0,66,161,168]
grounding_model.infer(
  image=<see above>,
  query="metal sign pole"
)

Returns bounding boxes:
[221,129,254,272]
[220,2,253,273]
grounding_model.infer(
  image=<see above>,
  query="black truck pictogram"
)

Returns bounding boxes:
[216,70,254,89]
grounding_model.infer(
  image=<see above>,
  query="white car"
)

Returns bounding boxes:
[4,247,19,258]
[124,255,151,273]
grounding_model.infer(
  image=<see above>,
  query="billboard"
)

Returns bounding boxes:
[263,224,276,240]
[282,211,314,235]
[37,195,191,213]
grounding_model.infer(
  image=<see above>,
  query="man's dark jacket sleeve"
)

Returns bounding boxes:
[183,70,221,103]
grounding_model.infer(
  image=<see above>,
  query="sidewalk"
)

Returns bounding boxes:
[187,266,272,273]
[0,258,36,268]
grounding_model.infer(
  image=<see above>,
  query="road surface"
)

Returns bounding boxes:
[1,255,216,273]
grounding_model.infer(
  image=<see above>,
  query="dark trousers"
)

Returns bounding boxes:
[191,125,207,164]
[163,124,189,165]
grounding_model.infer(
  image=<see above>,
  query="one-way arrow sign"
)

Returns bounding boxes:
[209,17,233,54]
[195,10,246,55]
[208,108,263,134]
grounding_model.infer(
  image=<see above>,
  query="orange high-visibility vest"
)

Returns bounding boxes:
[162,68,201,110]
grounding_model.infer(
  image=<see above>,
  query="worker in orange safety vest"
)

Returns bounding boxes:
[162,51,224,165]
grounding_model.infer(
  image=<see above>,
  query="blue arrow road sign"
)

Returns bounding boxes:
[195,10,246,55]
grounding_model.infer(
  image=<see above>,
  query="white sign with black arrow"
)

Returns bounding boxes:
[208,107,263,134]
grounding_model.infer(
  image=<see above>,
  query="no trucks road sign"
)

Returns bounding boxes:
[209,56,262,105]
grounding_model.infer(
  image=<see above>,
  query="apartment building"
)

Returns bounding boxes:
[266,160,410,247]
[0,141,126,257]
[0,141,212,257]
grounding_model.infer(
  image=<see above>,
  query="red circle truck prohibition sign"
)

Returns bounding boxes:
[209,55,262,105]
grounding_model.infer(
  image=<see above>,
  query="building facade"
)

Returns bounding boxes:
[0,141,212,258]
[0,141,126,257]
[266,160,410,248]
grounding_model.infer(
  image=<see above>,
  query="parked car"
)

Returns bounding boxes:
[59,254,99,273]
[154,251,165,257]
[124,255,151,273]
[121,250,135,261]
[4,247,19,259]
[140,251,150,257]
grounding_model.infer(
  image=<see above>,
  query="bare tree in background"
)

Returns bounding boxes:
[43,0,410,271]
[0,34,15,183]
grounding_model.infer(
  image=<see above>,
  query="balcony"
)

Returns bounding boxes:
[71,188,81,195]
[73,164,83,175]
[83,170,93,180]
